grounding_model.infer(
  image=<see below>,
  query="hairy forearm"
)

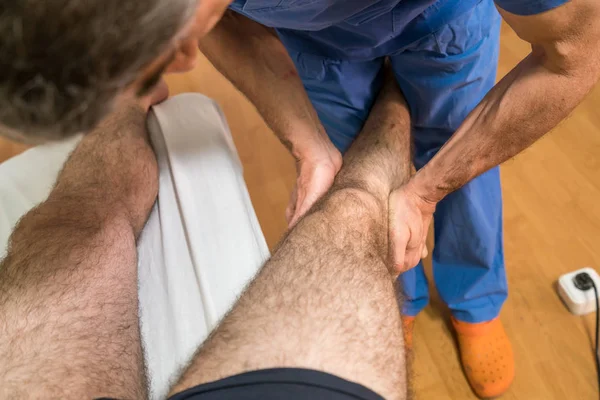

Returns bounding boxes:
[413,47,600,202]
[200,11,328,156]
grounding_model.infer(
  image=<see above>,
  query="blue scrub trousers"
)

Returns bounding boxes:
[285,0,506,323]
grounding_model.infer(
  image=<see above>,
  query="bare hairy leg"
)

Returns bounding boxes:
[171,78,413,400]
[0,100,159,399]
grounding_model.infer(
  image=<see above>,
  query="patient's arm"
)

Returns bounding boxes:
[171,77,413,400]
[0,95,161,399]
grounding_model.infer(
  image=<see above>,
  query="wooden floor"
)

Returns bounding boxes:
[2,23,599,399]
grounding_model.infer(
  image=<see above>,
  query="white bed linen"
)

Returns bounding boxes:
[0,94,269,399]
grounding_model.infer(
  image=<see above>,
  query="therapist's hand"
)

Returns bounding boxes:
[286,142,342,228]
[388,180,436,273]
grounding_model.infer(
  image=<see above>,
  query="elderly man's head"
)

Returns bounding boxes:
[0,0,228,143]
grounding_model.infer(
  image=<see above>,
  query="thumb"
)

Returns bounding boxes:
[289,172,331,227]
[389,206,410,274]
[289,181,308,228]
[293,186,322,223]
[390,226,409,274]
[286,186,299,225]
[289,187,313,228]
[420,222,429,259]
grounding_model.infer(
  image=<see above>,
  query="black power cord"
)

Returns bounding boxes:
[574,272,600,397]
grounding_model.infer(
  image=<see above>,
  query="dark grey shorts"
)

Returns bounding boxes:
[168,368,384,400]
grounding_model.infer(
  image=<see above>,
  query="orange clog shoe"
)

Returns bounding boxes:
[452,317,514,399]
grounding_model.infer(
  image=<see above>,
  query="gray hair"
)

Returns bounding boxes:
[0,0,197,142]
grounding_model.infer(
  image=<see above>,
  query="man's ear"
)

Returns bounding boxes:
[165,37,198,73]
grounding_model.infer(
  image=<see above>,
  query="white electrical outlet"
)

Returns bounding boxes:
[558,267,600,315]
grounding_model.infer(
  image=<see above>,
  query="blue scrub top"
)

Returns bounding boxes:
[229,0,570,60]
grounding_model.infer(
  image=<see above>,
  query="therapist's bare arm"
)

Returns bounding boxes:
[200,11,342,225]
[200,11,328,157]
[412,0,600,201]
[387,0,600,270]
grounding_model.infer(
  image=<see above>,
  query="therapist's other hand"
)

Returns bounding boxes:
[286,143,342,228]
[389,181,436,273]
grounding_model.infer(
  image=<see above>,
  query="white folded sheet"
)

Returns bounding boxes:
[0,94,269,399]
